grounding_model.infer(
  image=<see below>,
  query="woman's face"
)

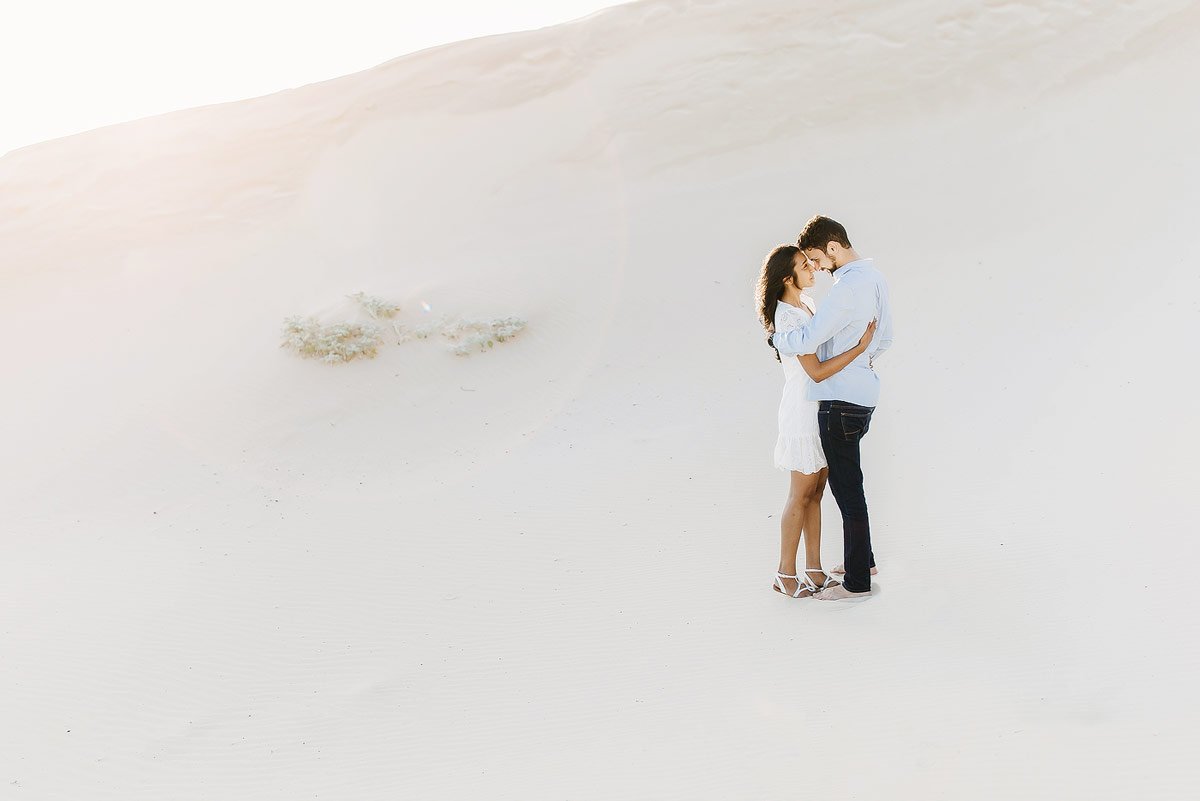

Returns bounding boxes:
[791,252,816,289]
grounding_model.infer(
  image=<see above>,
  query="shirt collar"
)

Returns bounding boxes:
[834,258,871,274]
[831,258,871,281]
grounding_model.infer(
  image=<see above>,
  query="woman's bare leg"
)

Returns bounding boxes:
[775,476,804,596]
[776,469,824,596]
[801,469,829,586]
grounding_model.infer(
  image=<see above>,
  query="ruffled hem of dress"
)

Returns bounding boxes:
[773,435,827,475]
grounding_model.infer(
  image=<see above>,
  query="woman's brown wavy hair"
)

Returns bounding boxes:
[755,244,800,362]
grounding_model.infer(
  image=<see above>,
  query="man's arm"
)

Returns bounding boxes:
[771,285,855,356]
[797,320,876,382]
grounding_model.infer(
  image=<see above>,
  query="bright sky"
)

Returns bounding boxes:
[1,1,625,156]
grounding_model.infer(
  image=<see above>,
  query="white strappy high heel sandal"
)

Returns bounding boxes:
[805,568,839,592]
[774,569,837,598]
[772,571,815,598]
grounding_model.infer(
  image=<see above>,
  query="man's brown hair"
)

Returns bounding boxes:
[797,215,852,251]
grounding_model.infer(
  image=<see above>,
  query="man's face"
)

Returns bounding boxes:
[802,247,834,272]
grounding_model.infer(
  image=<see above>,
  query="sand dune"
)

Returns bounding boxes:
[2,0,1199,797]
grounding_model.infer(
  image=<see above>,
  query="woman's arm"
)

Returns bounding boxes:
[796,320,876,383]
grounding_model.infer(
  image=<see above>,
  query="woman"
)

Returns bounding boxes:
[756,245,875,598]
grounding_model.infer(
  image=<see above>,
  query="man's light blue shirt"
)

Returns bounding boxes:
[771,258,894,407]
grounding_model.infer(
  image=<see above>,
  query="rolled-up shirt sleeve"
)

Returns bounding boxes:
[771,285,855,356]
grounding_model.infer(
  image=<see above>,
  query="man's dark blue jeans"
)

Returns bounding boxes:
[818,400,877,593]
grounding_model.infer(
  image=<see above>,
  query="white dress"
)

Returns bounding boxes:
[773,298,827,474]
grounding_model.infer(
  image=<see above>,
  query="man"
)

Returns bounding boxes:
[771,215,893,600]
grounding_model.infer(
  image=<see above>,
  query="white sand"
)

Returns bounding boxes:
[2,0,1199,797]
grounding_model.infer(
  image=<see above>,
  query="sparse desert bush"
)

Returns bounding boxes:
[440,316,528,356]
[392,316,526,355]
[280,316,383,363]
[393,321,441,343]
[348,291,401,319]
[283,296,525,364]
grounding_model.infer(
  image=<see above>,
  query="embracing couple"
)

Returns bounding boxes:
[755,215,894,601]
